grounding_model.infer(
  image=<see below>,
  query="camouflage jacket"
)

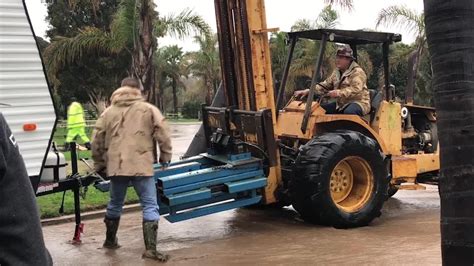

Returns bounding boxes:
[315,61,370,115]
[92,86,172,177]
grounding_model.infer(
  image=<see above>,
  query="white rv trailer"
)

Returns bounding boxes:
[0,1,112,243]
[0,0,57,186]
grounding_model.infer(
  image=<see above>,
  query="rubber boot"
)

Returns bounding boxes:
[103,217,120,249]
[142,221,169,262]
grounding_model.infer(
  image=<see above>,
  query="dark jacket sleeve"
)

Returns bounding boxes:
[0,113,53,266]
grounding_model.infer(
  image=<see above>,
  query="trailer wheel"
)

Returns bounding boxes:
[289,130,389,228]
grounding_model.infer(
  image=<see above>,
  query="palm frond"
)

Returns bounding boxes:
[154,45,187,82]
[185,34,220,82]
[44,27,116,86]
[389,43,415,71]
[316,5,339,29]
[270,32,289,73]
[157,8,211,39]
[375,5,424,36]
[291,19,314,31]
[324,0,353,11]
[110,0,138,50]
[290,58,313,77]
[291,5,339,31]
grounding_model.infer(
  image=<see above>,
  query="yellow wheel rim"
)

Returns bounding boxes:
[330,156,374,213]
[330,160,354,203]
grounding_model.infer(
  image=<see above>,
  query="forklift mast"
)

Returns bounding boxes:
[206,0,282,203]
[214,0,277,121]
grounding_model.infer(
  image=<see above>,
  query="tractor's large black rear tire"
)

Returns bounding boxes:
[289,130,389,228]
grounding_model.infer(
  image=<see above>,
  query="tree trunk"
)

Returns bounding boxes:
[213,78,218,96]
[405,47,421,104]
[155,82,163,110]
[132,0,156,99]
[424,0,474,264]
[159,88,164,112]
[154,72,162,109]
[205,76,212,105]
[88,90,108,115]
[172,78,178,114]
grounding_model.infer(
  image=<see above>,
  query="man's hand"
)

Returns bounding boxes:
[96,168,108,180]
[160,161,170,170]
[328,90,340,98]
[294,89,310,99]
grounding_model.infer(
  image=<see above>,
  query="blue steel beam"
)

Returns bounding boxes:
[225,177,267,194]
[165,196,262,223]
[164,192,238,213]
[203,153,262,166]
[158,162,261,189]
[166,188,212,205]
[154,162,202,179]
[153,155,207,170]
[161,169,264,196]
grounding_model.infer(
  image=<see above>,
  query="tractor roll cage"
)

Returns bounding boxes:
[275,29,402,133]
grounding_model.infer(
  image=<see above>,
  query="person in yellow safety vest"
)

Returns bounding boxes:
[66,98,91,150]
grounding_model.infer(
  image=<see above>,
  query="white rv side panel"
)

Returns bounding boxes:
[0,0,56,177]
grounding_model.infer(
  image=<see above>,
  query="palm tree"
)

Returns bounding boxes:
[287,6,340,90]
[156,45,185,114]
[45,0,210,104]
[424,0,474,264]
[291,5,339,30]
[376,5,426,104]
[153,47,169,110]
[185,34,221,105]
[269,31,289,99]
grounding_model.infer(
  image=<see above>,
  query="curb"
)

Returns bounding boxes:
[41,203,141,226]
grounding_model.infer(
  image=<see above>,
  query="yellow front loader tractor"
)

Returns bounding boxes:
[22,0,439,238]
[134,0,439,229]
[138,0,440,228]
[274,29,439,227]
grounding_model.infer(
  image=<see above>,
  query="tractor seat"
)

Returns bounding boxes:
[368,89,383,123]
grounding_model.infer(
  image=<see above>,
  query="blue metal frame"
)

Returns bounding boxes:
[158,163,261,189]
[225,177,267,193]
[165,196,262,223]
[155,152,267,223]
[166,188,212,206]
[95,152,268,223]
[161,170,263,196]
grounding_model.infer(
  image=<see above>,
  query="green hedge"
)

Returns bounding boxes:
[181,101,202,119]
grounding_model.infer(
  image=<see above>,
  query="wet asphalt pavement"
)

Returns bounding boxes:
[42,122,442,265]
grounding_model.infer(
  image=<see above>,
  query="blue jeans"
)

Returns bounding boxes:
[321,102,363,116]
[106,176,160,222]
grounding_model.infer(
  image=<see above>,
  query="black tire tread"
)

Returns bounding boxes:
[289,130,389,228]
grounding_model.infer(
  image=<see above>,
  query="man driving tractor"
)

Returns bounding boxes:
[294,46,370,116]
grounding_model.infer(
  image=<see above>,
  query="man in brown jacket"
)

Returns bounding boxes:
[294,46,370,116]
[92,77,172,262]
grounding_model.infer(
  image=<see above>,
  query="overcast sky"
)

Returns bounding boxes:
[25,0,423,51]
